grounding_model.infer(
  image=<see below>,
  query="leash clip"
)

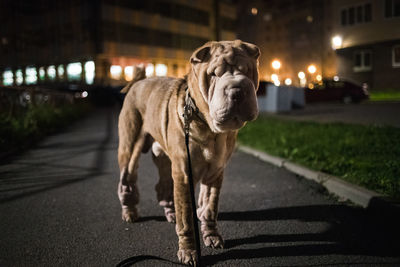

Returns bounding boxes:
[183,89,194,136]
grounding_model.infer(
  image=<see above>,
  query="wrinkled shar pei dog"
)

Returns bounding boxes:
[118,40,260,265]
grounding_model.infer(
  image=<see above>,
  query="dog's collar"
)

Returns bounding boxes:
[183,87,206,134]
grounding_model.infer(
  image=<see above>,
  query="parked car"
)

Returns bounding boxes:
[305,78,369,103]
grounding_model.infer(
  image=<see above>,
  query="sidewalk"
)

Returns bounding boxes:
[238,145,400,223]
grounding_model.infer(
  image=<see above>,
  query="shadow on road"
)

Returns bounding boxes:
[0,109,114,204]
[201,205,399,266]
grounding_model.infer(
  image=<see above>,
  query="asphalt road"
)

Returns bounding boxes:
[1,106,399,266]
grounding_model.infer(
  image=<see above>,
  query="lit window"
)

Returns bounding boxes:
[110,65,122,80]
[85,61,95,84]
[58,65,65,79]
[25,67,37,85]
[67,62,82,81]
[39,67,46,81]
[16,69,23,85]
[353,50,372,72]
[393,45,400,67]
[155,64,167,76]
[47,65,56,81]
[124,66,133,81]
[3,69,13,86]
[145,64,154,77]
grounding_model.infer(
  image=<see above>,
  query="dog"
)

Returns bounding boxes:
[118,40,260,265]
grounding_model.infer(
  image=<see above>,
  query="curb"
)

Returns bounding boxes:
[238,145,398,211]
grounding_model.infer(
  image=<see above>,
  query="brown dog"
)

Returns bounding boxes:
[118,40,260,265]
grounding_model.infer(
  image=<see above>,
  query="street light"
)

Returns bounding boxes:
[298,71,306,87]
[271,60,281,70]
[307,64,316,74]
[271,73,280,86]
[284,78,292,86]
[331,35,343,50]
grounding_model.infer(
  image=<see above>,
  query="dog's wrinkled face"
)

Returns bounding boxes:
[190,40,260,132]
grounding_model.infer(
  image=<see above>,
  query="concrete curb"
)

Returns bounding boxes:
[237,145,386,209]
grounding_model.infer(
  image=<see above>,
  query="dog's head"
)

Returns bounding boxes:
[190,40,260,133]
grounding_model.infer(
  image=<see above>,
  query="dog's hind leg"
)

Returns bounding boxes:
[118,108,145,223]
[152,142,175,223]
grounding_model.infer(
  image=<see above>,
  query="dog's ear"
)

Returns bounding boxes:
[190,42,213,64]
[237,40,260,60]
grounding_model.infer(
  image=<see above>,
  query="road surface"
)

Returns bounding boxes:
[267,101,400,127]
[1,106,399,266]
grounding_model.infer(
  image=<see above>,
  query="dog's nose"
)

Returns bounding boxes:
[227,88,245,102]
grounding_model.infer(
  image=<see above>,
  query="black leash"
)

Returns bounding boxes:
[183,88,202,266]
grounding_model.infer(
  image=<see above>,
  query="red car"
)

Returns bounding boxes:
[305,79,369,103]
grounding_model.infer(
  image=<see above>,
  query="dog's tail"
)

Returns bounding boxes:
[120,65,146,94]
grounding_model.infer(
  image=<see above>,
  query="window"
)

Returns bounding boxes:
[110,65,122,80]
[393,46,400,67]
[349,7,355,24]
[124,66,133,82]
[39,67,46,81]
[25,67,37,85]
[145,64,154,77]
[341,3,372,26]
[357,5,363,23]
[47,66,56,81]
[341,9,347,25]
[58,65,65,79]
[385,0,400,18]
[15,69,23,85]
[67,62,82,82]
[155,64,167,77]
[3,70,13,86]
[354,50,372,72]
[364,3,372,21]
[85,61,95,84]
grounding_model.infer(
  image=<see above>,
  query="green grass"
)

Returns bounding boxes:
[238,116,400,199]
[369,89,400,101]
[0,103,89,155]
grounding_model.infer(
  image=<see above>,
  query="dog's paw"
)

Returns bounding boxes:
[121,208,139,223]
[177,249,198,266]
[165,211,176,223]
[203,234,224,249]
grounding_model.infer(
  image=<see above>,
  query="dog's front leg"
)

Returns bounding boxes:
[173,167,198,266]
[197,174,224,248]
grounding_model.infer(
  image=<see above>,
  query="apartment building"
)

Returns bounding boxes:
[332,0,400,89]
[0,0,236,87]
[237,0,336,87]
